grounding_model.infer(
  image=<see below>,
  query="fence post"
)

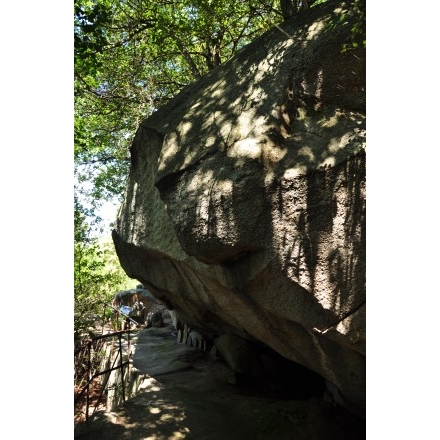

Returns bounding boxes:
[85,339,92,423]
[118,333,126,402]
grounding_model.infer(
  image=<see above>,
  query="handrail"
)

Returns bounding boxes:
[74,303,138,424]
[104,302,142,327]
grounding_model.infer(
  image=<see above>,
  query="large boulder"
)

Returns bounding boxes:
[113,0,365,417]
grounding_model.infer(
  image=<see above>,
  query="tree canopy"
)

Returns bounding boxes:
[74,0,336,223]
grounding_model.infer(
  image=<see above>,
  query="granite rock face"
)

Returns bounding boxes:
[113,0,365,416]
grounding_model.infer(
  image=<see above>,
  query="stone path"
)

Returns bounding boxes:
[74,319,365,440]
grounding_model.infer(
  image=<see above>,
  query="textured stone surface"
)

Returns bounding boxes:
[113,0,365,417]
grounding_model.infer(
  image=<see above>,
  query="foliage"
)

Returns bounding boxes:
[279,0,325,20]
[323,0,365,52]
[344,0,365,51]
[74,0,288,213]
[74,197,134,339]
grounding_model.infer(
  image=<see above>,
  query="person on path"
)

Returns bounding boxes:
[130,293,146,324]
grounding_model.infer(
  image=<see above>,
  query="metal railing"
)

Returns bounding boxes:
[74,304,142,424]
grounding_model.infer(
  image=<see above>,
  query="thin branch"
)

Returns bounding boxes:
[78,156,130,166]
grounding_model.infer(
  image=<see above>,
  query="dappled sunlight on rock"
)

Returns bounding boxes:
[282,165,309,179]
[319,113,340,128]
[298,145,316,163]
[228,138,261,160]
[139,379,162,393]
[103,411,138,429]
[193,179,238,244]
[318,155,335,168]
[114,0,366,418]
[186,168,214,193]
[305,18,327,41]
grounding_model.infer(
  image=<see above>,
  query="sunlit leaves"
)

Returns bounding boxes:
[74,197,134,333]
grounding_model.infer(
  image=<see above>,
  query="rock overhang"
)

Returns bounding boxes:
[113,0,365,417]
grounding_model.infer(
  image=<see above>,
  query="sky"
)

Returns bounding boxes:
[1,1,440,437]
[98,199,121,229]
[75,169,122,237]
[78,196,121,238]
